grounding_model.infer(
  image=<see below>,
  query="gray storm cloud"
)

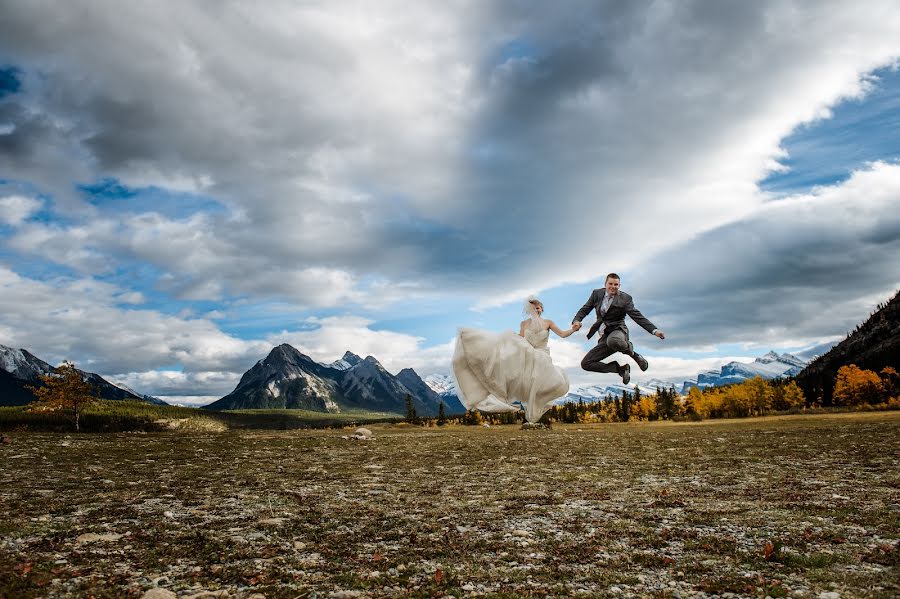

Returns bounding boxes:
[1,0,898,306]
[628,162,900,350]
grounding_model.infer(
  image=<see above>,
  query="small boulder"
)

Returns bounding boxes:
[347,427,374,441]
[521,422,550,430]
[141,589,177,599]
[0,434,11,444]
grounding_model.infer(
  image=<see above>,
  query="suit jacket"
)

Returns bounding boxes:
[573,290,657,340]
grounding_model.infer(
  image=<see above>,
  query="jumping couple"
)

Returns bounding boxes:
[452,273,665,423]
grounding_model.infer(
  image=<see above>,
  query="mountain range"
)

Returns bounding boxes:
[680,351,807,394]
[0,344,167,407]
[0,341,467,416]
[1,340,818,415]
[203,344,466,416]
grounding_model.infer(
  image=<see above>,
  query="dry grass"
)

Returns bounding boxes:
[1,412,898,598]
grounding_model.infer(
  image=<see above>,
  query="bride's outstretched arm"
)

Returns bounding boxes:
[548,320,576,338]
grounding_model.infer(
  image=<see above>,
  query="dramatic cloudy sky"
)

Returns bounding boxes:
[1,1,899,405]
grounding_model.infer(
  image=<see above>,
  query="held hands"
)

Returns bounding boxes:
[571,321,582,332]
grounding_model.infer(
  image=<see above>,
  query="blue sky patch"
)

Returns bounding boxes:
[496,38,540,65]
[0,66,22,99]
[79,177,226,218]
[762,66,900,194]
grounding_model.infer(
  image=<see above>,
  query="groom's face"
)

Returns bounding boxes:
[605,277,620,295]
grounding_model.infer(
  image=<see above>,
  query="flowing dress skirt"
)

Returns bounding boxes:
[452,327,570,423]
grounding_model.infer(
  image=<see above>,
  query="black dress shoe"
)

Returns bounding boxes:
[620,363,631,385]
[633,353,649,372]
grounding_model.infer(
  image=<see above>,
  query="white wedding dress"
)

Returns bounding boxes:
[452,318,570,423]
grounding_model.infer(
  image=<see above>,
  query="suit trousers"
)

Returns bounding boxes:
[581,330,634,373]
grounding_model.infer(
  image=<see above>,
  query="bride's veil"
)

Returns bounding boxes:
[523,295,544,329]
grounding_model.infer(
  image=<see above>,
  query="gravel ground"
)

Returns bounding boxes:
[1,411,898,598]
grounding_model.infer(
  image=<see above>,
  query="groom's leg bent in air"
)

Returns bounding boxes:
[580,340,617,373]
[582,331,632,383]
[607,330,648,371]
[581,335,630,383]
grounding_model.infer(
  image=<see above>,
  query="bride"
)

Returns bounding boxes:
[452,296,578,423]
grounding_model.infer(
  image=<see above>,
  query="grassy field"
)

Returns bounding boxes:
[1,412,897,598]
[0,401,403,432]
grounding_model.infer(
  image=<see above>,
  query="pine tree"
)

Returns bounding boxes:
[655,385,677,420]
[437,401,447,425]
[879,367,900,399]
[404,393,418,424]
[652,386,662,421]
[620,390,631,422]
[27,361,98,432]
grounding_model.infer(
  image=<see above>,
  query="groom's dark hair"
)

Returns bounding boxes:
[605,273,620,281]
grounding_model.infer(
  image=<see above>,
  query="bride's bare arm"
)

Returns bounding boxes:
[519,320,528,337]
[548,320,576,338]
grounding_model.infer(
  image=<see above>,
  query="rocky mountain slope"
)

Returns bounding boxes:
[0,344,166,406]
[204,344,462,416]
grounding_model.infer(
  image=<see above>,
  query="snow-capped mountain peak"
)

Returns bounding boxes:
[779,353,807,368]
[0,344,53,379]
[326,351,363,370]
[685,350,808,393]
[424,373,456,395]
[758,351,781,363]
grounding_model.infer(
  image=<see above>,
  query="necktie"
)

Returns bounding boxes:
[598,294,613,337]
[601,294,613,316]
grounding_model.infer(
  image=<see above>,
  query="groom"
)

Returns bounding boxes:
[572,273,665,385]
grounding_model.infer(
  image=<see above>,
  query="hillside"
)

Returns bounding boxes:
[795,290,900,404]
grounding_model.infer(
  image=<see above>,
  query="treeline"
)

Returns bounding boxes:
[445,364,900,425]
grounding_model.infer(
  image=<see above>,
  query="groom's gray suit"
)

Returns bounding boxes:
[572,289,657,376]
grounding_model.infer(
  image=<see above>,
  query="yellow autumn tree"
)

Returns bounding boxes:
[631,395,656,421]
[833,364,883,406]
[772,380,805,411]
[721,384,751,418]
[697,387,726,419]
[682,387,703,420]
[744,376,773,415]
[27,361,99,431]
